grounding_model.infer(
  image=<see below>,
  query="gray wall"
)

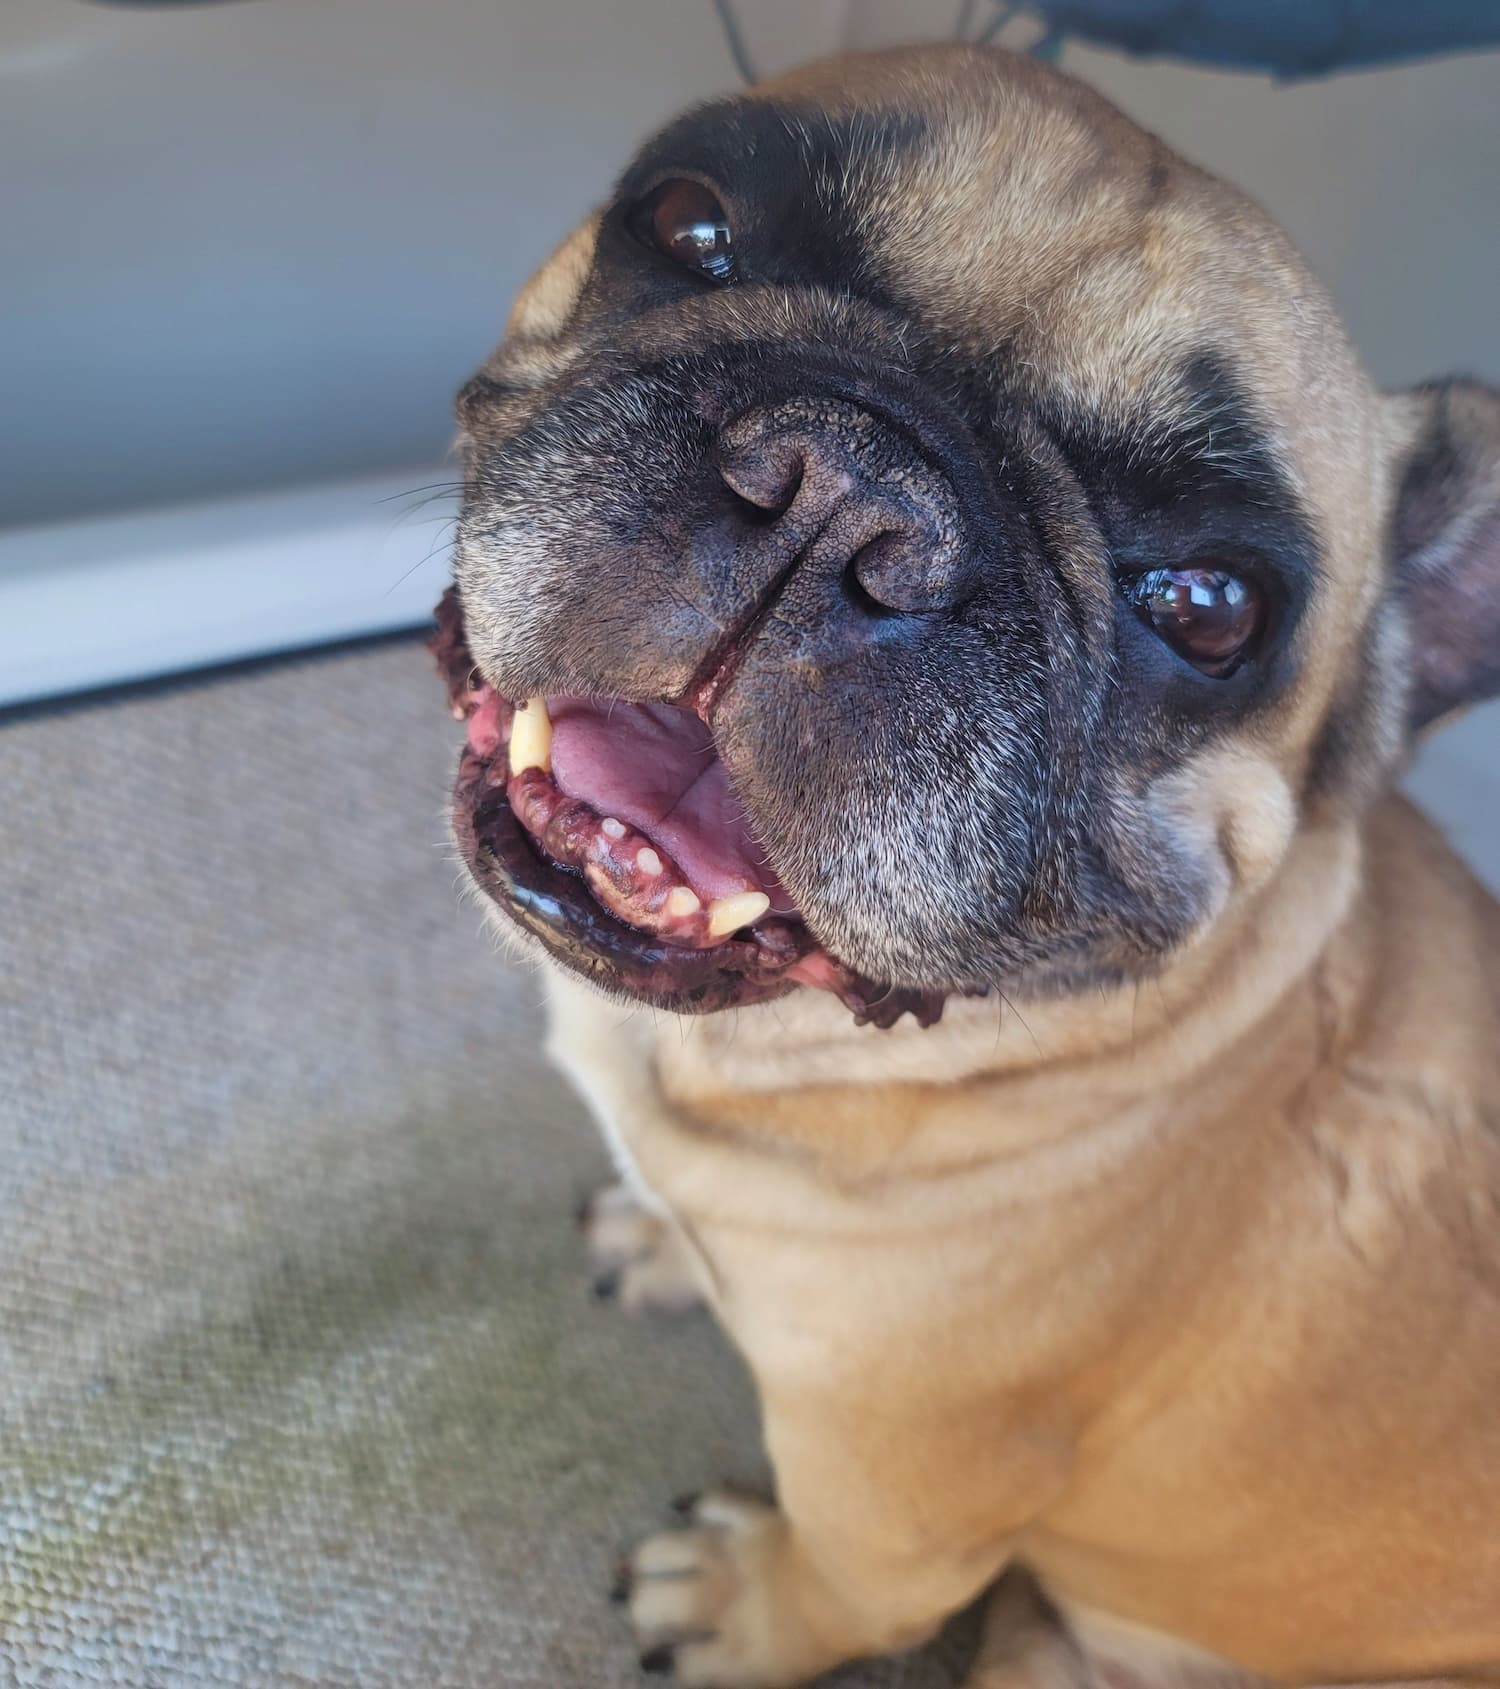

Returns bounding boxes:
[4,1,1498,529]
[0,0,825,527]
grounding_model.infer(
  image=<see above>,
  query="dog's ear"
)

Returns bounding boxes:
[1385,379,1500,735]
[457,214,601,429]
[504,213,600,341]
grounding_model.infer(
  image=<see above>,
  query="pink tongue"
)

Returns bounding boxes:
[547,698,796,913]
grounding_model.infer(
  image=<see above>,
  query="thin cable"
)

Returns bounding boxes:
[711,0,759,85]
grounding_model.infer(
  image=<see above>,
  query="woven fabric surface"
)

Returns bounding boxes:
[0,639,970,1688]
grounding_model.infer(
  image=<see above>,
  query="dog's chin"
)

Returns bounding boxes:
[433,589,953,1029]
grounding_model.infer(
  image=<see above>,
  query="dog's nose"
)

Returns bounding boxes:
[714,398,970,616]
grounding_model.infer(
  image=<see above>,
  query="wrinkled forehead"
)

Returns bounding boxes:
[622,46,1371,516]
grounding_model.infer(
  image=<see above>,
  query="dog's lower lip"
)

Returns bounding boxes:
[451,741,815,1014]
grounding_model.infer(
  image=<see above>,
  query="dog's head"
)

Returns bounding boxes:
[437,45,1500,1024]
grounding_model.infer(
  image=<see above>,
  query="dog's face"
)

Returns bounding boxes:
[439,45,1500,1023]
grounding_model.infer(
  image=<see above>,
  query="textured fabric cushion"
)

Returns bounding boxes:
[0,640,966,1687]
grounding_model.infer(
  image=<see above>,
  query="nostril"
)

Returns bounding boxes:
[849,518,974,616]
[846,532,924,618]
[843,550,904,620]
[717,478,792,528]
[715,437,805,517]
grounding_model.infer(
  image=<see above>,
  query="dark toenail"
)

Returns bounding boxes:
[592,1271,621,1301]
[639,1645,675,1674]
[670,1491,700,1517]
[609,1561,632,1604]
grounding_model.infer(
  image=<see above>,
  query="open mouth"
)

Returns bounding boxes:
[431,588,946,1025]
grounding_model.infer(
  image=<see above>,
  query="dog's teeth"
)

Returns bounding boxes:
[636,847,663,876]
[665,886,701,918]
[601,817,626,840]
[508,696,552,775]
[706,891,770,938]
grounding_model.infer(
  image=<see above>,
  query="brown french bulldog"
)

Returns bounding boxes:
[432,44,1500,1689]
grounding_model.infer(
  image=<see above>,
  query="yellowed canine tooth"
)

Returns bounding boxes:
[706,890,770,938]
[508,696,552,774]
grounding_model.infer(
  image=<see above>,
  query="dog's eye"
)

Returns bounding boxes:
[1129,566,1265,677]
[627,179,736,284]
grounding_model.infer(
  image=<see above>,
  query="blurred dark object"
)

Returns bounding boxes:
[1011,0,1500,76]
[1027,0,1500,76]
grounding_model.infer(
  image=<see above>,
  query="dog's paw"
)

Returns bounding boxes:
[579,1182,704,1315]
[615,1492,829,1688]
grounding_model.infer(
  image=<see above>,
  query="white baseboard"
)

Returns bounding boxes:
[0,467,457,709]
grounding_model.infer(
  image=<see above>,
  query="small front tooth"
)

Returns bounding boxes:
[706,890,770,938]
[636,847,663,876]
[601,817,626,840]
[665,886,701,918]
[508,696,552,774]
